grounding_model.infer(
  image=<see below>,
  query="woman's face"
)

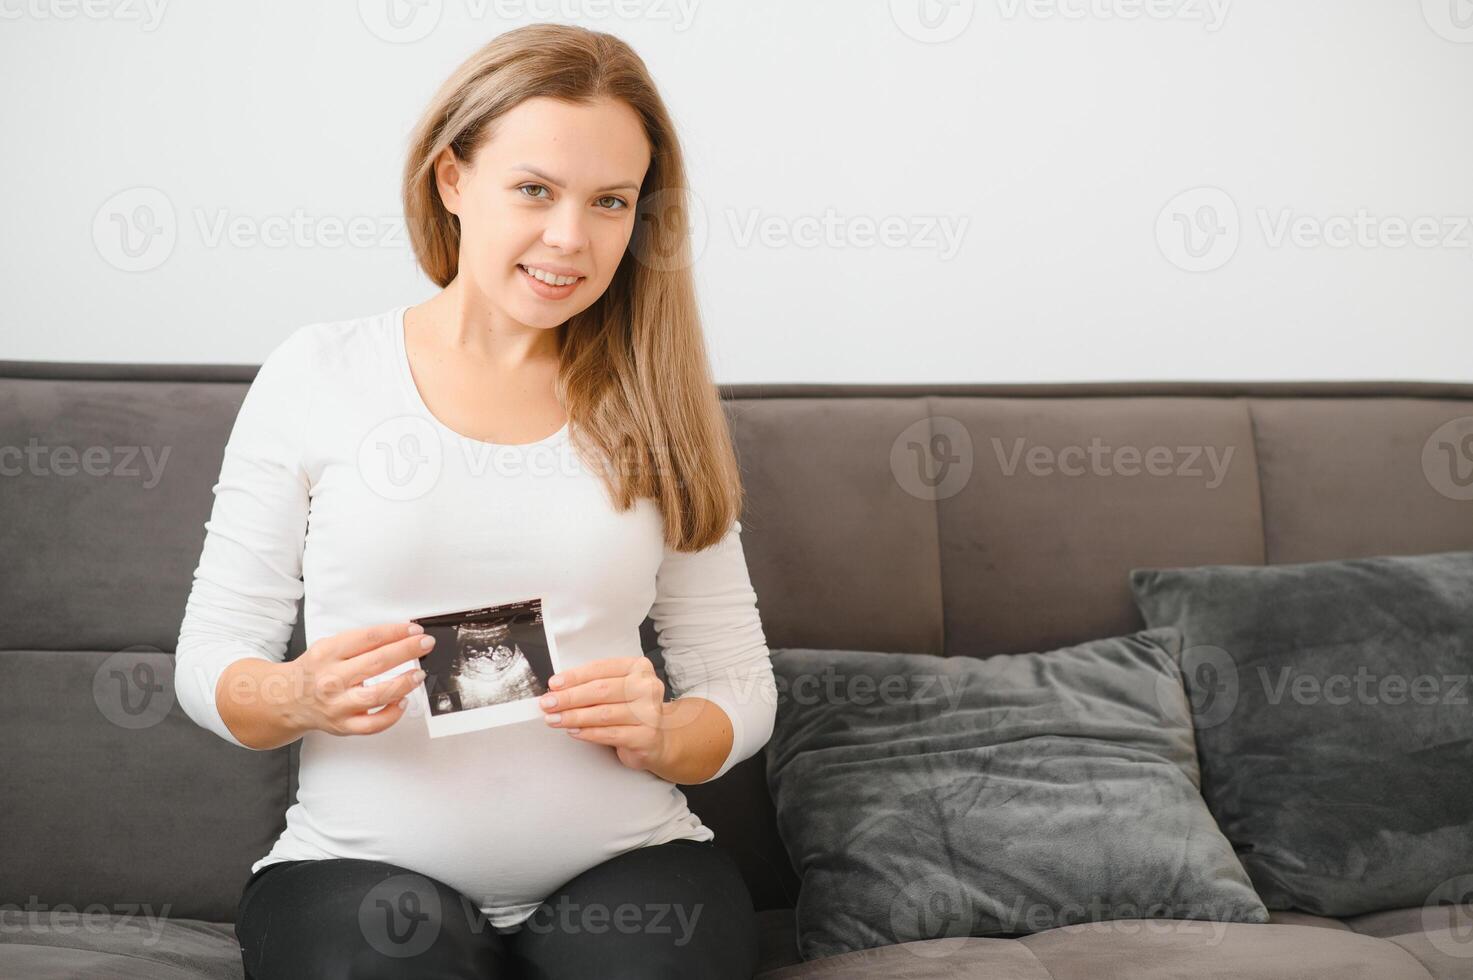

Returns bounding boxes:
[435,96,652,332]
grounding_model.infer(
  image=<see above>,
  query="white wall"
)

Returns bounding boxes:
[2,0,1470,381]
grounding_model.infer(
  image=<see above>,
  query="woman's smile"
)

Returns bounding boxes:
[517,262,585,299]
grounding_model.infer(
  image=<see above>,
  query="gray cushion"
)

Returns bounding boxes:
[1130,549,1473,917]
[763,630,1268,962]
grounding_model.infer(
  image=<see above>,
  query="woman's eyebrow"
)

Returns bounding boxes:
[511,163,640,194]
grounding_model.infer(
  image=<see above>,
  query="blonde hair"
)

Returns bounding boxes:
[401,24,744,553]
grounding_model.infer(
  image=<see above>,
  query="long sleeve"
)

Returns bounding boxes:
[648,519,776,784]
[174,326,315,749]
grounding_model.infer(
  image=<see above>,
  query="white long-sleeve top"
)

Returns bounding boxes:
[174,303,776,930]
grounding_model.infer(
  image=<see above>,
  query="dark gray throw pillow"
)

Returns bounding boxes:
[1130,549,1473,918]
[764,629,1268,962]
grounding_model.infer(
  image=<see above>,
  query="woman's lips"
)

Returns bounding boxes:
[517,264,583,299]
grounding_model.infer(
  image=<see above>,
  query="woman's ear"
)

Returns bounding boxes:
[433,147,465,216]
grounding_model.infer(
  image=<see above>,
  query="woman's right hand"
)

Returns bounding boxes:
[285,621,435,737]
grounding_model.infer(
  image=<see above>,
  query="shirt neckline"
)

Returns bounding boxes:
[392,303,572,451]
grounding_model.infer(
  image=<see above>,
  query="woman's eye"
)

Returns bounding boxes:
[517,184,626,211]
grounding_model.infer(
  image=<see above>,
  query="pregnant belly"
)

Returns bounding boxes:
[282,717,699,916]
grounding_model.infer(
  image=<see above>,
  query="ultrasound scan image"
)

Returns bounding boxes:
[450,620,546,709]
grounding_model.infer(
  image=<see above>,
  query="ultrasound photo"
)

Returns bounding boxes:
[409,597,561,738]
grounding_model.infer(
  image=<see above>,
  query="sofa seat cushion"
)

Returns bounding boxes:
[0,910,241,980]
[755,911,1467,979]
[1341,904,1473,980]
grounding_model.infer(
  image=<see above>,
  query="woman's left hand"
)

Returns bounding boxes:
[539,656,671,772]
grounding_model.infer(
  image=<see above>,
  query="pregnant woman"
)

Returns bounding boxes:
[174,23,775,980]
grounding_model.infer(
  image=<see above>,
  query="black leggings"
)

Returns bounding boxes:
[234,838,759,980]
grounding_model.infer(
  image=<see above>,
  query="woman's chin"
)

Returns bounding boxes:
[509,305,574,330]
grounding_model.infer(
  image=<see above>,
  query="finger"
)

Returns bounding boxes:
[566,725,646,746]
[351,665,426,711]
[547,656,645,692]
[339,697,407,736]
[546,660,659,710]
[546,701,641,729]
[343,632,436,687]
[543,673,631,711]
[321,621,423,661]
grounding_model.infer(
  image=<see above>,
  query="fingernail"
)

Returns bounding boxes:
[414,670,426,682]
[549,675,563,688]
[420,636,435,650]
[540,694,557,708]
[407,623,424,635]
[545,713,561,725]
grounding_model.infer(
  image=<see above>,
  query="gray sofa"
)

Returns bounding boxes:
[2,357,1471,979]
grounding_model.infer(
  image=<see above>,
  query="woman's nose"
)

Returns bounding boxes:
[542,204,590,252]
